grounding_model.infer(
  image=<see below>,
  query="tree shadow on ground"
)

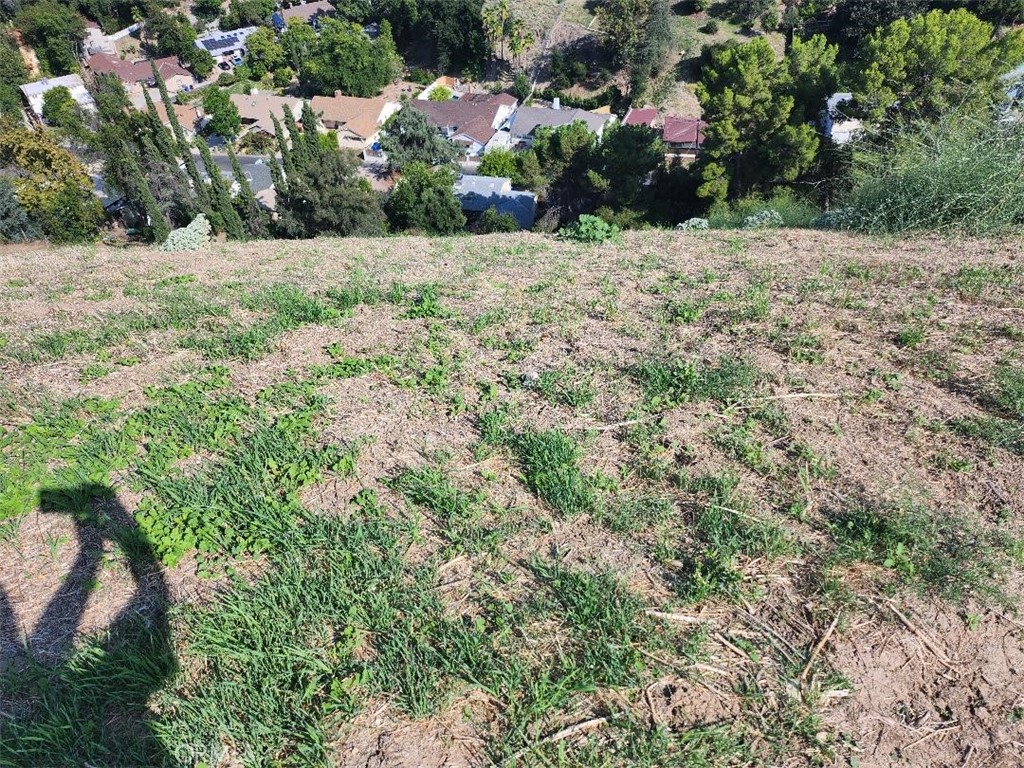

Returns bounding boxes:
[0,483,178,767]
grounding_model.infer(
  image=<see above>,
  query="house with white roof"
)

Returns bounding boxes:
[821,93,863,145]
[20,75,96,121]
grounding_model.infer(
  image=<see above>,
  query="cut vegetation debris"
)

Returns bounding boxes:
[1,230,1023,767]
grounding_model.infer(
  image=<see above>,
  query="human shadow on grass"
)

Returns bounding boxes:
[0,483,178,767]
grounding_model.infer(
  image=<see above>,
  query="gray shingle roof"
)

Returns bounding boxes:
[508,106,612,141]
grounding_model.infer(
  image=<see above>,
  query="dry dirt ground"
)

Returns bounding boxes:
[0,230,1022,766]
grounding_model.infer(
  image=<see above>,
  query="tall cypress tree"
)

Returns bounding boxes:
[283,106,305,172]
[299,100,323,164]
[196,137,246,241]
[142,87,179,167]
[272,112,295,179]
[228,144,269,239]
[152,62,213,217]
[267,152,287,198]
[122,139,170,243]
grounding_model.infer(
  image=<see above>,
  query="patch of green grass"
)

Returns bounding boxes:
[945,264,1019,299]
[402,284,454,319]
[531,561,652,687]
[594,492,675,534]
[633,355,759,409]
[509,428,596,517]
[675,471,792,603]
[950,415,1024,455]
[534,366,597,408]
[828,497,1022,603]
[664,297,706,323]
[391,464,503,553]
[895,323,926,349]
[185,284,342,360]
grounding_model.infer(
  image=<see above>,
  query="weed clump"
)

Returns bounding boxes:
[633,355,759,409]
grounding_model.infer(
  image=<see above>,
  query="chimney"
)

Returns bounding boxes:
[552,97,560,110]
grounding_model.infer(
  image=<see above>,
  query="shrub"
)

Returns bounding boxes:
[742,208,784,229]
[428,84,453,101]
[161,214,212,251]
[840,117,1024,236]
[479,206,520,233]
[677,217,709,230]
[702,19,719,33]
[708,189,820,228]
[559,214,622,244]
[692,0,710,11]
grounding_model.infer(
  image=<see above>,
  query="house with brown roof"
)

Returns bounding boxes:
[85,53,195,102]
[230,91,303,136]
[309,92,400,152]
[148,92,205,138]
[662,116,707,162]
[414,93,518,158]
[281,0,336,26]
[622,106,658,128]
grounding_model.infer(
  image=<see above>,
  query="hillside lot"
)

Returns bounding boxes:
[0,230,1022,766]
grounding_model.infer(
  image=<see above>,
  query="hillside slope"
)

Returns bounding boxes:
[0,230,1022,767]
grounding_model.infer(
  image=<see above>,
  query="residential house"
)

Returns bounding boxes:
[415,93,518,157]
[199,153,277,210]
[196,27,258,64]
[662,116,707,161]
[85,53,195,104]
[148,93,205,139]
[820,93,862,145]
[20,75,96,120]
[231,91,303,136]
[309,92,400,152]
[83,21,142,57]
[507,105,615,147]
[454,174,536,229]
[281,0,336,27]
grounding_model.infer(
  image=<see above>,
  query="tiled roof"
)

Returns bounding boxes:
[86,53,191,84]
[230,92,302,132]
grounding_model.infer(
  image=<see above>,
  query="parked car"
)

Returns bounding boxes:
[218,62,231,71]
[231,55,243,66]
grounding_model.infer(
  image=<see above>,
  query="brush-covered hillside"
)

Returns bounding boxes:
[1,230,1022,767]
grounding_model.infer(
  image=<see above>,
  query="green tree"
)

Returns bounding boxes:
[301,18,402,97]
[0,177,39,242]
[244,26,286,80]
[142,87,179,167]
[695,38,818,201]
[478,147,517,178]
[192,0,223,22]
[271,112,295,180]
[418,0,488,73]
[0,33,28,119]
[727,0,771,26]
[146,11,196,58]
[585,122,665,210]
[281,17,318,72]
[196,137,246,240]
[597,0,647,68]
[385,161,465,233]
[275,150,387,237]
[786,34,839,123]
[153,62,213,218]
[0,126,102,243]
[832,0,923,46]
[14,1,86,75]
[379,101,462,169]
[299,100,324,162]
[41,86,87,138]
[854,9,1024,124]
[228,144,269,238]
[202,88,242,139]
[221,0,275,29]
[379,0,420,41]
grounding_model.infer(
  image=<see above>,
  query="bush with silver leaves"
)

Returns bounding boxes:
[811,208,859,231]
[160,214,212,252]
[676,217,709,231]
[741,209,784,229]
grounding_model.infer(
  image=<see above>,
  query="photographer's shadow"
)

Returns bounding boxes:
[0,483,178,766]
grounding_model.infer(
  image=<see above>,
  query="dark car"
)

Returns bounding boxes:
[218,62,231,71]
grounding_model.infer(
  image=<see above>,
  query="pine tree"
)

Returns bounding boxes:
[152,61,213,216]
[268,152,288,197]
[228,144,269,239]
[196,137,246,240]
[125,139,171,242]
